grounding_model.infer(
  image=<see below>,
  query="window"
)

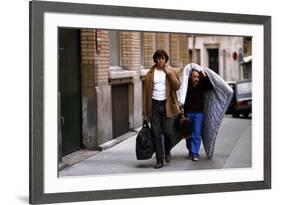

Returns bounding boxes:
[237,81,252,95]
[189,49,201,64]
[110,31,120,66]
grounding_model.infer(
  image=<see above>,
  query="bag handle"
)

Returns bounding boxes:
[143,120,149,127]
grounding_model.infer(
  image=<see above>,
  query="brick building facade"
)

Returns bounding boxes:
[78,29,190,151]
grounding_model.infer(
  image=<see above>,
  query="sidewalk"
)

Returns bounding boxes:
[59,115,251,177]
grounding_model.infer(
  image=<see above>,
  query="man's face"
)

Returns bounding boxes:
[156,56,166,68]
[191,70,200,87]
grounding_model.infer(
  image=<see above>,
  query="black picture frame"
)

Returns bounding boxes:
[29,0,271,204]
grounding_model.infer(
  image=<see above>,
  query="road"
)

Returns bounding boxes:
[59,115,251,177]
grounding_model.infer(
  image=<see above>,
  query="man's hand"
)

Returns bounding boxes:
[191,63,206,77]
[143,115,149,122]
[201,69,207,77]
[163,66,171,74]
[179,103,184,110]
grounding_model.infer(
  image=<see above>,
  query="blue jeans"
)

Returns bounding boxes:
[185,112,203,157]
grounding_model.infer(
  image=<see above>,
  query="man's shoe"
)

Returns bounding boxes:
[192,156,199,161]
[187,154,192,160]
[165,154,171,163]
[154,159,164,169]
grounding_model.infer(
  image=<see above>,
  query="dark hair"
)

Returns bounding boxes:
[153,49,169,63]
[191,69,202,79]
[191,69,200,75]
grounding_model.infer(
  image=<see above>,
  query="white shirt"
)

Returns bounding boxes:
[152,68,166,100]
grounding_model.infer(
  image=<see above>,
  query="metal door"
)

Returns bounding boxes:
[58,28,82,156]
[112,84,129,138]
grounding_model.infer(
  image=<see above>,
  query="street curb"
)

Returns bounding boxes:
[97,130,138,151]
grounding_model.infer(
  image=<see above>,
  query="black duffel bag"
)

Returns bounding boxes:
[136,120,155,160]
[170,112,192,148]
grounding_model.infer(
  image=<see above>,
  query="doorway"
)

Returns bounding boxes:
[58,28,82,156]
[111,84,130,138]
[208,48,219,74]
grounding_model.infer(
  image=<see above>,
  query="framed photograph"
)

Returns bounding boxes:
[29,0,271,204]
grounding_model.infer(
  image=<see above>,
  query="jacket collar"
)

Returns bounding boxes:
[151,64,168,71]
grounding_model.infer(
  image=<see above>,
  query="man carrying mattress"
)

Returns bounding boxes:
[177,63,233,161]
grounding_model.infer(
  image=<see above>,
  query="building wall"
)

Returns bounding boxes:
[80,29,112,149]
[170,34,189,68]
[189,36,244,81]
[121,32,142,71]
[143,32,156,68]
[243,37,252,79]
[244,37,252,57]
[156,33,170,62]
[79,30,192,148]
[120,31,143,129]
[142,32,189,69]
[80,29,97,149]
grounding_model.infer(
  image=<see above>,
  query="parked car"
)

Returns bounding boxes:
[226,81,236,114]
[227,80,252,118]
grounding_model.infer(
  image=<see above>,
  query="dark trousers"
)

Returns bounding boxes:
[151,99,173,161]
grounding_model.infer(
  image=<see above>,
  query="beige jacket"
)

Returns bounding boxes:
[142,64,181,119]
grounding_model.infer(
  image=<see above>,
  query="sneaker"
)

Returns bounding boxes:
[192,156,199,161]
